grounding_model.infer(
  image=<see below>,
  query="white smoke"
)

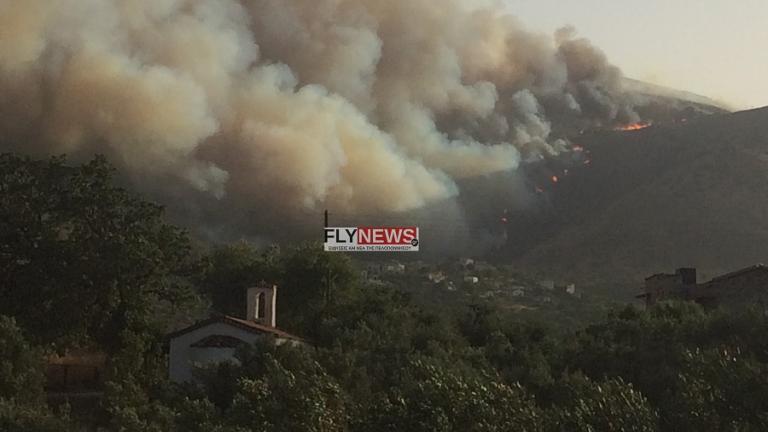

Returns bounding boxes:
[0,0,642,232]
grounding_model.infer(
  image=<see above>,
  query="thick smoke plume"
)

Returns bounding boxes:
[0,0,643,239]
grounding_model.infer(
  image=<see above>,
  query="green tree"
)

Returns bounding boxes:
[564,303,707,408]
[357,357,541,432]
[0,316,46,404]
[0,401,74,432]
[670,347,768,431]
[278,243,358,336]
[0,316,73,431]
[101,330,176,432]
[190,340,347,432]
[547,374,659,432]
[199,242,281,317]
[170,396,242,432]
[313,283,472,410]
[0,153,199,350]
[563,303,768,430]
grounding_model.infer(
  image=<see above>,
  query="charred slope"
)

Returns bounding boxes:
[507,106,768,284]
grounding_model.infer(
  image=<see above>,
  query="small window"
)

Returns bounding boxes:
[257,292,266,320]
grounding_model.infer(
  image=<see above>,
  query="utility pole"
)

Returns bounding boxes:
[322,209,334,306]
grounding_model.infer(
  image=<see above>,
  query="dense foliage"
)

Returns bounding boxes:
[0,316,74,431]
[0,154,201,351]
[3,154,768,431]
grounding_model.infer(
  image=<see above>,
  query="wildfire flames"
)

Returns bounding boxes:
[532,144,591,195]
[615,121,652,131]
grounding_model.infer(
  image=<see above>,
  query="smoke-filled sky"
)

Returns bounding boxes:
[0,0,739,241]
[509,0,768,110]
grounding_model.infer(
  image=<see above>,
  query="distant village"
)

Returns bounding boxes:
[357,258,581,311]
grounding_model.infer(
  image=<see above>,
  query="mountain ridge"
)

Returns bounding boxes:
[507,106,768,285]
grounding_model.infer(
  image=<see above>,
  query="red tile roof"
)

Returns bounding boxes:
[168,315,304,342]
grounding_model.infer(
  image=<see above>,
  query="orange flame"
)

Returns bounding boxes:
[615,121,652,131]
[551,175,559,183]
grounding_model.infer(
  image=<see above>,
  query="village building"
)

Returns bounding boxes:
[167,283,303,383]
[697,265,768,309]
[44,349,108,414]
[428,271,447,284]
[384,262,406,274]
[639,267,698,306]
[539,280,555,291]
[46,350,106,394]
[464,276,480,284]
[638,265,768,309]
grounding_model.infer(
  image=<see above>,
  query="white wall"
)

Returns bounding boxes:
[169,323,282,383]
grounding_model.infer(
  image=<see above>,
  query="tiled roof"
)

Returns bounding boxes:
[168,315,304,342]
[706,264,768,284]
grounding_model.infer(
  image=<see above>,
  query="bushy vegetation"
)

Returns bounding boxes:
[3,154,768,431]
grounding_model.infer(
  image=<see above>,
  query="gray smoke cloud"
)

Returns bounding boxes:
[0,0,643,238]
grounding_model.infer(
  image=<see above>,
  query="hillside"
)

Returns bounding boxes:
[506,106,768,285]
[622,78,731,111]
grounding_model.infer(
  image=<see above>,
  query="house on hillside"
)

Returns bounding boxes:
[637,265,768,310]
[696,265,768,309]
[638,267,698,306]
[539,280,555,291]
[167,283,303,383]
[428,271,446,284]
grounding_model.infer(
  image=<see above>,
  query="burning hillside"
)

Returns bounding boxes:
[506,106,768,283]
[0,0,723,241]
[615,122,653,131]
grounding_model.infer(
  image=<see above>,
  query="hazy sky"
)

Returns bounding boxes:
[507,0,768,109]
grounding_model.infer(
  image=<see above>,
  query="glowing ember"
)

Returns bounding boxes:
[551,175,559,183]
[572,145,585,152]
[615,121,652,131]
